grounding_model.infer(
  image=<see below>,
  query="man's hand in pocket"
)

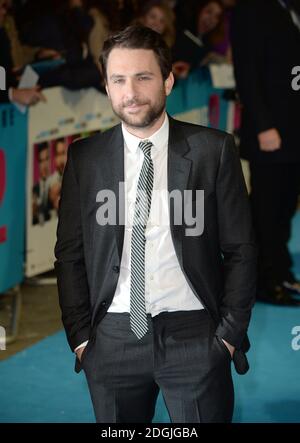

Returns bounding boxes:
[222,339,235,358]
[76,345,87,362]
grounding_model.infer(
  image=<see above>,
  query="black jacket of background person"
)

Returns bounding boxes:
[231,0,300,163]
[54,116,257,375]
[0,27,16,103]
[172,30,210,69]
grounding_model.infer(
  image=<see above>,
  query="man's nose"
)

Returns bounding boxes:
[124,79,138,99]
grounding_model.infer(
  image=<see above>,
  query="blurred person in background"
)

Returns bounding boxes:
[49,138,68,212]
[86,0,110,68]
[1,0,40,68]
[172,0,224,79]
[231,0,300,305]
[113,0,139,30]
[17,0,93,64]
[35,0,106,92]
[171,0,202,33]
[209,0,236,63]
[0,0,45,105]
[134,0,176,47]
[32,142,52,226]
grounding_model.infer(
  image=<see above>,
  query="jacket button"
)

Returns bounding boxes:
[112,265,120,273]
[101,301,106,306]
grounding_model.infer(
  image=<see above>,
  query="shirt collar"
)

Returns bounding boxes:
[121,112,169,154]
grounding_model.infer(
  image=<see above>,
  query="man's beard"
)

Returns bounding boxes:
[111,93,166,129]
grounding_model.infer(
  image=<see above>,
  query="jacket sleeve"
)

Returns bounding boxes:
[231,2,274,134]
[215,134,257,349]
[54,142,92,352]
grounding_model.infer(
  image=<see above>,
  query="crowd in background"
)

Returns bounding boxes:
[0,0,236,105]
[1,0,300,307]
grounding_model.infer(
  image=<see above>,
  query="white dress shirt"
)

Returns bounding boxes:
[75,113,204,352]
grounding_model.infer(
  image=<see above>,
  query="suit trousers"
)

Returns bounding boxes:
[80,309,234,423]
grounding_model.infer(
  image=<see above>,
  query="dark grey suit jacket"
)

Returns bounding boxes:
[54,115,257,375]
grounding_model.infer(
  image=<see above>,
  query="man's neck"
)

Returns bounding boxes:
[122,111,166,139]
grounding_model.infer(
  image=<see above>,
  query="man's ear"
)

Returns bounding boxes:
[105,83,110,99]
[164,71,174,97]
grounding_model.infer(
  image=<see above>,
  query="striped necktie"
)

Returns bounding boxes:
[130,140,154,339]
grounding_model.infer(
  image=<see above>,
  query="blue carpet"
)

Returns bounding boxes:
[0,212,299,423]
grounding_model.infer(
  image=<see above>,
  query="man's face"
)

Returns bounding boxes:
[55,141,67,175]
[38,148,49,179]
[105,48,174,130]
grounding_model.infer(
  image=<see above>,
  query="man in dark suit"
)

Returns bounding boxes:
[55,25,257,423]
[231,0,300,305]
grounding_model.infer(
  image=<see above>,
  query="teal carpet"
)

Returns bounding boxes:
[0,212,299,423]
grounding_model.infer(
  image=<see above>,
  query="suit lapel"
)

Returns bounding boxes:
[99,124,125,261]
[168,116,192,266]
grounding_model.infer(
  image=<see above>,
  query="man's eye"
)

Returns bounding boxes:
[138,77,150,81]
[113,79,124,84]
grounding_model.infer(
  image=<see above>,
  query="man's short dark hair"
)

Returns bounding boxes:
[100,25,173,82]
